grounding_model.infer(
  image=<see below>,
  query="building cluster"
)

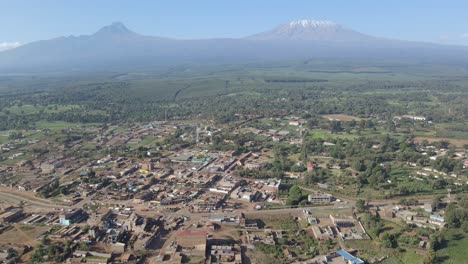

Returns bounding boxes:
[2,116,463,263]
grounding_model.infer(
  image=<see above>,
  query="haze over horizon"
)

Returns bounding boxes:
[1,0,468,50]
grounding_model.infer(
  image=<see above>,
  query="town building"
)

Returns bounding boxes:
[336,249,364,264]
[0,207,23,224]
[308,191,333,204]
[59,209,87,226]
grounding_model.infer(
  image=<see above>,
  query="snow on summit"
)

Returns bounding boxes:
[247,19,372,41]
[288,19,339,28]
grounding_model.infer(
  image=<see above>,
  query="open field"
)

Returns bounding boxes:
[246,213,298,230]
[436,228,468,264]
[0,224,51,246]
[35,120,101,131]
[414,136,468,148]
[322,114,363,121]
[345,239,424,264]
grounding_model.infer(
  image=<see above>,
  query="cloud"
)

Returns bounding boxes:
[0,42,21,52]
[461,33,468,39]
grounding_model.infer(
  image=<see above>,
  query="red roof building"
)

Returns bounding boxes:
[307,162,317,172]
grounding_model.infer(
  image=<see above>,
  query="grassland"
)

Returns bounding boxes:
[35,120,101,131]
[436,228,468,264]
[345,239,424,264]
[414,136,468,148]
[3,104,81,115]
[246,213,298,230]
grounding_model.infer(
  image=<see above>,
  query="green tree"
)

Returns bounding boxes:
[82,225,90,233]
[355,199,366,213]
[423,248,436,264]
[286,185,304,206]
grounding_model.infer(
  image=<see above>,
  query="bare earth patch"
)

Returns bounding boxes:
[414,136,468,148]
[322,114,362,121]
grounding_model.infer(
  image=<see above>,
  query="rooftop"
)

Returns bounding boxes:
[336,249,364,264]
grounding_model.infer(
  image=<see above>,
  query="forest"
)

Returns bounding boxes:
[0,61,467,132]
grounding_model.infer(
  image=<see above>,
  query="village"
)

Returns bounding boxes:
[0,114,466,264]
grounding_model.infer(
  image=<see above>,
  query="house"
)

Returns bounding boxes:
[308,191,333,204]
[330,215,354,228]
[244,161,266,170]
[210,245,242,264]
[72,250,112,263]
[288,119,305,126]
[240,213,259,230]
[429,214,445,227]
[141,160,154,171]
[395,115,427,121]
[263,179,282,193]
[208,214,239,224]
[59,209,87,226]
[307,162,317,172]
[209,215,226,223]
[303,210,319,224]
[424,203,434,213]
[0,207,23,224]
[336,249,364,264]
[231,187,259,202]
[312,226,335,240]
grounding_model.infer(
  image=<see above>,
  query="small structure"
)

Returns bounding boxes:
[429,214,445,227]
[308,191,333,204]
[336,249,364,264]
[210,245,242,264]
[312,226,335,240]
[307,162,317,172]
[0,207,23,224]
[424,203,433,213]
[330,215,354,228]
[59,209,87,226]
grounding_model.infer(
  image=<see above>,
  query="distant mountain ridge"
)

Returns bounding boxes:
[1,20,467,73]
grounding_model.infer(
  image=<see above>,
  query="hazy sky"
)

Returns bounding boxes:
[1,0,468,48]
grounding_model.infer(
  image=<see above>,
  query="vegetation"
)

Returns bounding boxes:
[0,61,467,264]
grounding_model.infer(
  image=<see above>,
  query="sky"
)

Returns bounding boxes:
[1,0,468,50]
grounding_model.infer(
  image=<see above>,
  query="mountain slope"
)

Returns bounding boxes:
[246,19,375,41]
[0,20,467,73]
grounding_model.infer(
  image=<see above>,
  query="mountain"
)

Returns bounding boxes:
[0,20,467,73]
[93,22,137,37]
[247,19,375,42]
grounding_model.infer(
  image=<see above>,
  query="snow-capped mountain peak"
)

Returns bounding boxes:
[288,19,338,28]
[247,19,372,41]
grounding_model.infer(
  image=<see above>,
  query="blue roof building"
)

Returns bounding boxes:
[336,249,364,264]
[429,214,444,221]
